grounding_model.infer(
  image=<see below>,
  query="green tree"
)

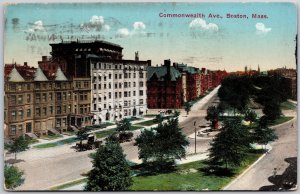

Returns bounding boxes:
[5,136,30,160]
[135,115,189,171]
[4,164,24,190]
[85,140,132,191]
[244,108,257,127]
[208,117,252,169]
[184,102,192,115]
[154,114,163,124]
[263,101,281,121]
[252,117,278,150]
[205,106,219,129]
[116,118,132,132]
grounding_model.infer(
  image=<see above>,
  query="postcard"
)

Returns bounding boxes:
[3,2,297,191]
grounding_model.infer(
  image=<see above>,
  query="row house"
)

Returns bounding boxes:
[90,54,150,124]
[4,66,92,140]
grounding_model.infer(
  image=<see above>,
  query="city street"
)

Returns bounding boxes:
[224,115,297,190]
[8,87,220,190]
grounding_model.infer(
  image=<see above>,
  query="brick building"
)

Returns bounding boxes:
[147,60,184,109]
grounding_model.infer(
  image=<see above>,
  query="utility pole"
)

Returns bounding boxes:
[194,121,196,154]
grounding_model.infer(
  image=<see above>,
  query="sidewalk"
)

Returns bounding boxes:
[30,117,155,147]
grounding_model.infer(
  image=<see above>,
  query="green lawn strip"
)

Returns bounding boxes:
[95,129,116,138]
[27,138,39,145]
[131,125,144,130]
[144,114,157,118]
[268,116,294,127]
[135,119,157,126]
[130,151,262,191]
[34,137,77,149]
[280,101,297,110]
[50,178,88,190]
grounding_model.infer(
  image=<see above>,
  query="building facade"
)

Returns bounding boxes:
[90,57,150,124]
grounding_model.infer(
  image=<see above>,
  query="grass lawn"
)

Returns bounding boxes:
[144,114,157,118]
[34,137,77,149]
[130,151,263,191]
[95,129,116,138]
[280,101,297,110]
[27,138,39,145]
[135,119,157,126]
[268,116,294,127]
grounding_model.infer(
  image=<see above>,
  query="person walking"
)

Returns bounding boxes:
[273,168,277,178]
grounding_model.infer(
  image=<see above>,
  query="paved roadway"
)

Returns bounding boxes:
[224,116,297,190]
[10,89,220,190]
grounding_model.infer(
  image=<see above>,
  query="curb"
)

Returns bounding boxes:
[269,117,296,129]
[47,177,87,190]
[222,146,272,190]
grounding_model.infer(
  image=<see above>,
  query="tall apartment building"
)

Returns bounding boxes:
[90,55,150,124]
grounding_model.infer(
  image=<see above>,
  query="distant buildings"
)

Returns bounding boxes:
[147,60,227,109]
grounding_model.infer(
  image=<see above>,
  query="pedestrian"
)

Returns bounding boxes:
[291,123,294,128]
[273,168,277,178]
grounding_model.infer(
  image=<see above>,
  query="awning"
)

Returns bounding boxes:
[115,112,119,116]
[120,112,123,115]
[93,94,97,98]
[119,102,124,106]
[98,94,102,98]
[97,104,102,109]
[109,103,112,107]
[139,107,145,112]
[93,72,97,77]
[98,72,102,76]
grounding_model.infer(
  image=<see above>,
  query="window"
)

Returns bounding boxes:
[26,123,32,133]
[139,90,144,96]
[11,95,16,105]
[109,83,111,89]
[104,104,106,108]
[109,92,111,99]
[115,92,118,98]
[18,95,23,104]
[124,73,128,79]
[49,93,53,101]
[18,110,23,119]
[115,74,118,79]
[56,106,61,114]
[56,93,61,101]
[139,81,144,87]
[124,101,128,106]
[27,109,31,117]
[133,100,136,105]
[18,125,23,132]
[139,99,144,104]
[68,92,72,100]
[62,118,66,126]
[134,73,136,78]
[63,92,66,100]
[119,92,122,98]
[128,91,131,97]
[80,93,84,101]
[124,91,127,97]
[124,82,128,88]
[42,93,47,102]
[133,91,136,96]
[139,72,144,78]
[104,76,107,81]
[109,74,112,79]
[68,105,71,112]
[50,106,53,114]
[104,84,107,89]
[98,97,101,102]
[10,125,16,135]
[119,83,122,88]
[94,104,97,110]
[115,83,118,89]
[94,84,97,90]
[56,119,61,127]
[119,74,122,79]
[27,84,31,90]
[43,107,47,115]
[36,93,41,102]
[36,108,41,116]
[10,84,16,91]
[133,82,136,87]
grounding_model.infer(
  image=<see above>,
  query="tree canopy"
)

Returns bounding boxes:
[116,118,132,132]
[208,117,252,169]
[184,102,192,115]
[5,136,30,160]
[4,164,24,190]
[85,140,132,191]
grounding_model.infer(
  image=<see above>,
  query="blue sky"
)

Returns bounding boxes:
[4,2,297,71]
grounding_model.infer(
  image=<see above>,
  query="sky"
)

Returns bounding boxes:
[4,2,297,72]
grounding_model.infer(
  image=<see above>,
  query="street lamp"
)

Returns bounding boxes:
[194,121,196,154]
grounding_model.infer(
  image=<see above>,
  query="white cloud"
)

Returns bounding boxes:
[116,21,147,38]
[133,21,146,30]
[189,18,218,31]
[255,23,271,35]
[28,20,45,32]
[116,28,130,38]
[80,15,109,32]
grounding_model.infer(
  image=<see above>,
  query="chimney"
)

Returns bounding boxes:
[24,62,28,66]
[164,59,171,80]
[135,51,139,61]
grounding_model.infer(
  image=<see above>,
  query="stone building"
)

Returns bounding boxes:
[90,56,150,124]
